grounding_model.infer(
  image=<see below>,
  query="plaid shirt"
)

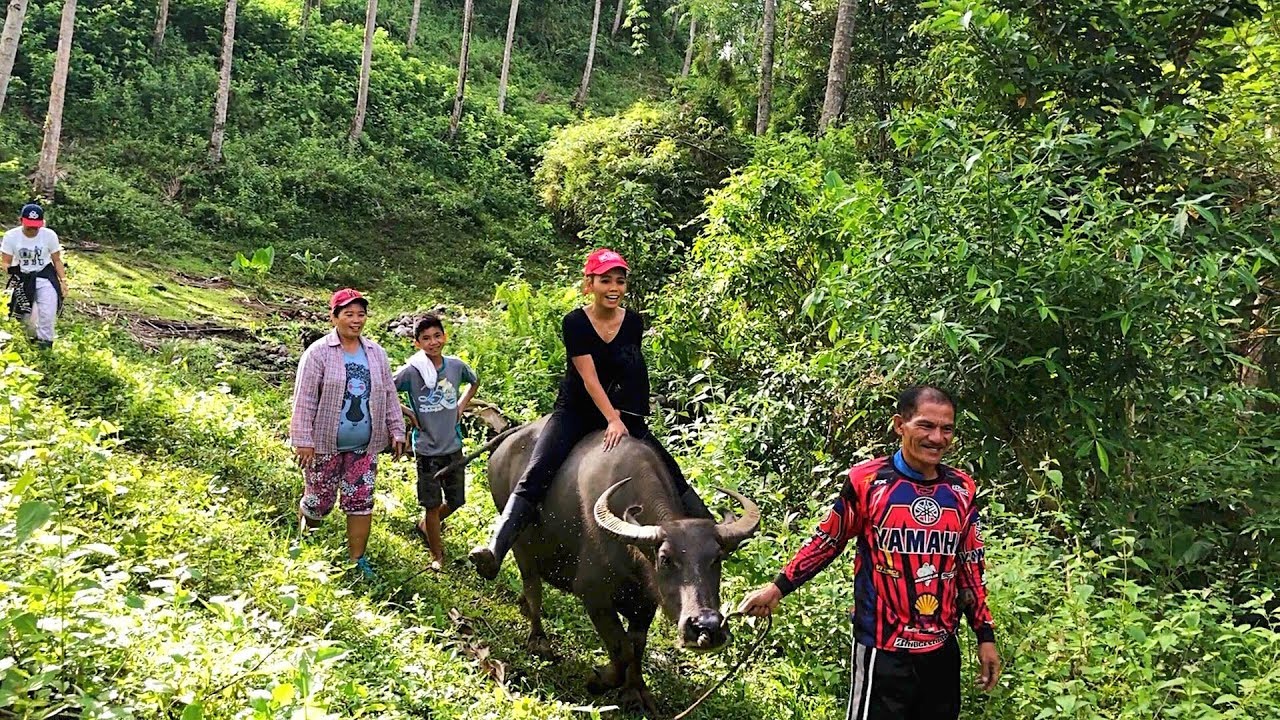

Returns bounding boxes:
[290,330,405,455]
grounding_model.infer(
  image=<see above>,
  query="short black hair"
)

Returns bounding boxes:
[415,314,445,339]
[896,385,956,419]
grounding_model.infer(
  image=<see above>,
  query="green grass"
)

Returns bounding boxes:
[68,252,265,323]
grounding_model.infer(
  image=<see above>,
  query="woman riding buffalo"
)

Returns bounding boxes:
[469,248,711,579]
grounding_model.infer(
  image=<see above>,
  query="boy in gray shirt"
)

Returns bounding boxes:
[394,314,479,569]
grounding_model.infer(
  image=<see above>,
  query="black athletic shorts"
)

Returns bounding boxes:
[846,635,960,720]
[416,451,465,510]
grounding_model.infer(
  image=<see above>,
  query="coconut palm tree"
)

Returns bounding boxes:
[33,0,76,197]
[407,0,421,48]
[349,0,378,143]
[496,0,520,113]
[208,0,237,163]
[574,0,603,107]
[152,0,169,56]
[0,0,29,114]
[817,0,858,134]
[448,0,474,138]
[756,0,777,135]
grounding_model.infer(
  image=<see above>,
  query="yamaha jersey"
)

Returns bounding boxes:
[774,452,995,653]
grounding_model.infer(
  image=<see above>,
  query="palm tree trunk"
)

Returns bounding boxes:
[817,0,858,134]
[496,0,520,113]
[755,0,776,135]
[349,0,377,143]
[680,16,696,77]
[610,0,624,37]
[301,0,314,36]
[573,0,602,108]
[407,0,421,48]
[152,0,168,57]
[33,0,74,198]
[0,0,29,115]
[448,0,474,138]
[208,0,236,164]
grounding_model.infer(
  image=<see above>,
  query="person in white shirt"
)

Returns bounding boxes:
[2,203,67,348]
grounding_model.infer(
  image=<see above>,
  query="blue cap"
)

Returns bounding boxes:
[20,203,44,227]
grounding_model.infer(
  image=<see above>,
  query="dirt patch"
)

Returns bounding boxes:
[238,294,327,324]
[174,271,233,289]
[75,300,255,347]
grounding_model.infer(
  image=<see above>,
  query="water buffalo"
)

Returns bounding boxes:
[484,416,760,715]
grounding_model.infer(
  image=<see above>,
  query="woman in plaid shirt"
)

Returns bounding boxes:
[290,288,406,578]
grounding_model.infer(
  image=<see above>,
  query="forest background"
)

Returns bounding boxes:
[0,0,1278,717]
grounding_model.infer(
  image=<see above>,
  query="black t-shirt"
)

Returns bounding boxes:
[556,307,649,420]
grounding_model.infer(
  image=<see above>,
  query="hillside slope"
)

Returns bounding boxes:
[0,0,682,301]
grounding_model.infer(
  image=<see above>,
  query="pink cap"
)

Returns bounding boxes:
[583,248,629,276]
[329,288,367,312]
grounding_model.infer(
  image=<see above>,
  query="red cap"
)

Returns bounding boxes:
[583,248,629,276]
[329,288,367,312]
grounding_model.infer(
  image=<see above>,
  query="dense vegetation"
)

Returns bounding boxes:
[1,0,1278,717]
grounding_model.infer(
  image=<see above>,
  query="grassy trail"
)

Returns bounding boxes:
[0,266,836,719]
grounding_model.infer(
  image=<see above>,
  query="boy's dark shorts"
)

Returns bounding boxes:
[416,451,465,510]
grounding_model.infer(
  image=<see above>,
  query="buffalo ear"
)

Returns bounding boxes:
[623,504,645,525]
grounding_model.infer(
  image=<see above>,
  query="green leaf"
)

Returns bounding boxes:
[1129,244,1144,266]
[1095,442,1110,475]
[9,612,38,636]
[314,646,347,662]
[181,703,205,720]
[1120,314,1131,337]
[15,501,52,545]
[1138,118,1155,137]
[1130,557,1150,571]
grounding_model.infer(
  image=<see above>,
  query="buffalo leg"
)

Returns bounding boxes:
[585,603,658,716]
[618,602,658,716]
[513,548,553,656]
[584,604,632,694]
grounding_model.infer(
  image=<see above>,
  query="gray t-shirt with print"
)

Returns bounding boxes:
[394,356,478,456]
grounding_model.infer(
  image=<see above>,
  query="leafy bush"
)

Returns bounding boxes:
[535,102,745,300]
[647,116,1280,590]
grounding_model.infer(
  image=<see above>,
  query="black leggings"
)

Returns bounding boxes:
[511,410,692,504]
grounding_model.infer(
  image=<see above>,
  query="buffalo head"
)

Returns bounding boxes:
[594,478,760,652]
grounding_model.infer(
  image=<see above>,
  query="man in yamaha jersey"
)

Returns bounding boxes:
[739,385,1001,719]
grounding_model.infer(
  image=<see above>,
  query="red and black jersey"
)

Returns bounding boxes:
[774,452,995,653]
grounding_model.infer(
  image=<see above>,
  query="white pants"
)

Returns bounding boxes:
[20,277,57,343]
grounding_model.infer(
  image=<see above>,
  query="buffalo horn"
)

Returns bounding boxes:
[714,487,761,548]
[594,478,665,547]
